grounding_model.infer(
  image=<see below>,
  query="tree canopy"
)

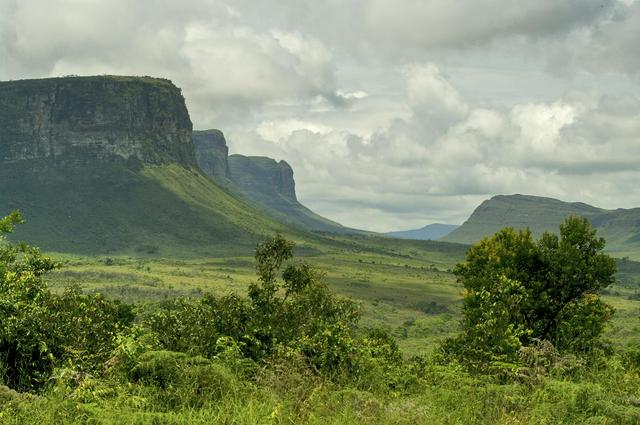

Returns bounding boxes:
[445,216,617,367]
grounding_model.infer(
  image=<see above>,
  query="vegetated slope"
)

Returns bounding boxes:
[386,223,459,240]
[443,194,640,256]
[2,162,294,256]
[193,129,356,234]
[0,76,295,255]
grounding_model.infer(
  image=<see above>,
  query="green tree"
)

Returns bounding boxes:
[0,211,133,391]
[445,216,616,367]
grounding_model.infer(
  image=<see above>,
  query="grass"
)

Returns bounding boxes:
[44,233,640,356]
[1,233,639,424]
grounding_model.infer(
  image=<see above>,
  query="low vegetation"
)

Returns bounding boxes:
[1,212,640,424]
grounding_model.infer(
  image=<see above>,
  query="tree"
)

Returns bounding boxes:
[444,216,616,367]
[0,211,133,391]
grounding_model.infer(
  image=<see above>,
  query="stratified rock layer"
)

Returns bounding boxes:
[193,129,230,180]
[0,76,194,166]
[228,155,297,202]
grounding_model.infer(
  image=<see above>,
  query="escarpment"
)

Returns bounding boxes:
[0,76,195,167]
[192,129,230,180]
[228,155,297,203]
[193,129,351,233]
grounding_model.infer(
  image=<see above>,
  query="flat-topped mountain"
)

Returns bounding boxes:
[228,155,297,202]
[192,129,229,180]
[442,194,640,255]
[193,129,352,233]
[0,76,195,167]
[0,76,290,254]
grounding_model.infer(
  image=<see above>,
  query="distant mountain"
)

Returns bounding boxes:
[386,223,459,240]
[442,194,640,255]
[193,129,357,234]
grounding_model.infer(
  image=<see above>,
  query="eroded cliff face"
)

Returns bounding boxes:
[228,155,297,202]
[0,76,195,166]
[192,129,229,180]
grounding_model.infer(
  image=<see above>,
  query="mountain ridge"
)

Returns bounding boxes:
[193,129,356,234]
[0,76,300,255]
[442,194,640,256]
[386,223,459,240]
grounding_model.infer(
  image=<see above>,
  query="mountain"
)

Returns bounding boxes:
[0,76,293,255]
[442,194,640,256]
[386,223,459,240]
[193,129,354,233]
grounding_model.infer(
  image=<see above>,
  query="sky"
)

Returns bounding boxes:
[2,0,640,232]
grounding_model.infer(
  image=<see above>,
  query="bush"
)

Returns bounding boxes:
[444,216,617,369]
[0,211,134,391]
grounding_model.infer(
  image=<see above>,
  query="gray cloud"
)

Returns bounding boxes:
[365,0,613,48]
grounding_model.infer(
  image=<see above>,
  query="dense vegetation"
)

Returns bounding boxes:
[2,212,640,424]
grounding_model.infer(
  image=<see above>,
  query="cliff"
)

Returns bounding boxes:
[0,76,195,167]
[228,155,297,202]
[0,76,291,254]
[192,129,351,233]
[192,129,230,180]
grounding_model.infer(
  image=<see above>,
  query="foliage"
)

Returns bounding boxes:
[145,235,401,383]
[0,211,133,391]
[445,216,617,368]
[3,218,640,424]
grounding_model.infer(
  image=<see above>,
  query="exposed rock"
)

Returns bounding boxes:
[192,130,352,233]
[0,76,195,167]
[228,155,297,202]
[192,129,230,180]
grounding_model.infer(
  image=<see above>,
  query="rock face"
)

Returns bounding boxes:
[192,129,230,180]
[228,155,297,202]
[193,129,351,233]
[0,76,195,167]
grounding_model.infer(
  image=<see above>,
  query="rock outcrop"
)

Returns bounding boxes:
[0,76,195,167]
[193,129,351,233]
[192,129,230,180]
[228,155,297,202]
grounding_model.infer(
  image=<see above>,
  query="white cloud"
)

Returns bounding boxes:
[230,64,640,232]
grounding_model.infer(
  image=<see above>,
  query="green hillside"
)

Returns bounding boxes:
[443,194,640,258]
[0,161,294,256]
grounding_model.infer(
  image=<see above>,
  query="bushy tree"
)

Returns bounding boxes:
[147,235,397,380]
[444,216,616,367]
[0,211,133,391]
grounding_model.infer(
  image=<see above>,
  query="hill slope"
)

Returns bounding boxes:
[442,194,640,256]
[386,224,459,240]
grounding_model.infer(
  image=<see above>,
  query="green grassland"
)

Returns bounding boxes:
[3,163,640,422]
[44,233,640,356]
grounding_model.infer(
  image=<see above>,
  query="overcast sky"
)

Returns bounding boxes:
[2,0,640,231]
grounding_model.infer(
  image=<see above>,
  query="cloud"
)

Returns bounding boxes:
[0,0,343,126]
[364,0,612,48]
[2,1,640,231]
[230,64,640,232]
